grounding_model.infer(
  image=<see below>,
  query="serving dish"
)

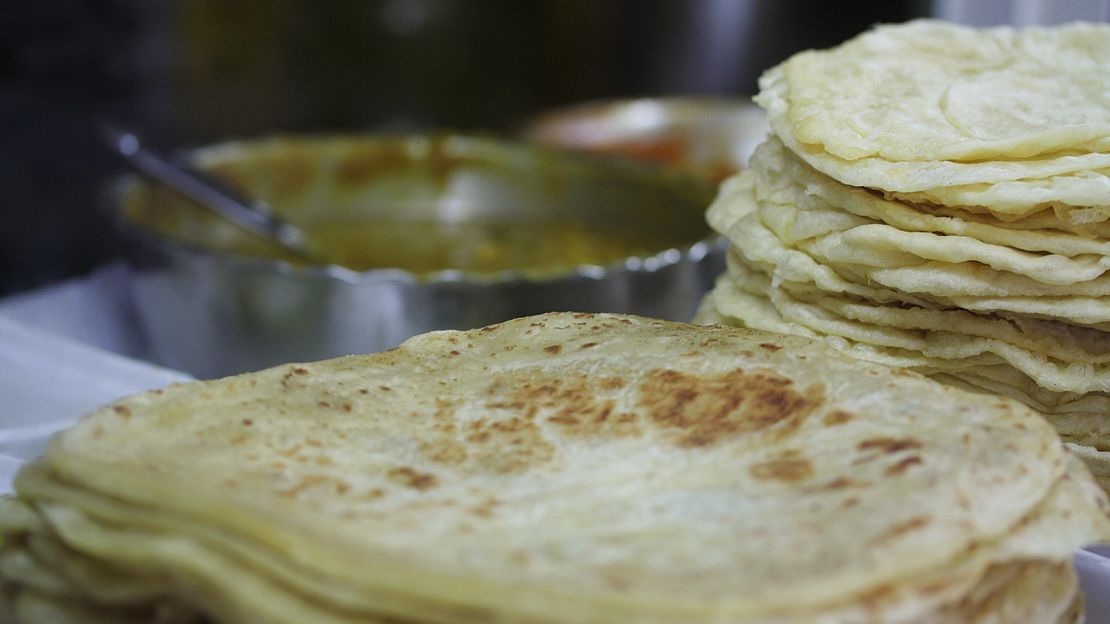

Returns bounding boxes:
[113,133,722,378]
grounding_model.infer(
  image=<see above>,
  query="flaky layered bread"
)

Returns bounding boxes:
[758,19,1110,225]
[698,19,1110,478]
[1,313,1107,623]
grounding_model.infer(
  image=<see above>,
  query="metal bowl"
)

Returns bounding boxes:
[114,133,723,378]
[523,97,768,183]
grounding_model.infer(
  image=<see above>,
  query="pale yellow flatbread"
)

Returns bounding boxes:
[3,313,1107,623]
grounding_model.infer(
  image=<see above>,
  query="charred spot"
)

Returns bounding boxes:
[637,368,825,449]
[822,410,853,426]
[488,375,634,440]
[580,342,599,349]
[599,377,626,390]
[277,445,303,458]
[387,467,439,490]
[459,413,557,474]
[815,476,862,490]
[573,313,595,319]
[884,455,924,476]
[749,457,814,482]
[759,343,782,352]
[547,414,581,426]
[420,439,469,466]
[279,474,352,498]
[293,367,310,375]
[858,437,923,454]
[857,584,896,608]
[242,419,253,426]
[471,496,501,518]
[870,516,931,545]
[113,405,132,418]
[544,344,562,355]
[486,400,528,411]
[449,350,461,356]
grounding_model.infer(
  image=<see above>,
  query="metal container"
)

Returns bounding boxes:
[114,134,723,379]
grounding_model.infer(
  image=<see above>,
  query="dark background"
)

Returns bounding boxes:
[0,0,926,297]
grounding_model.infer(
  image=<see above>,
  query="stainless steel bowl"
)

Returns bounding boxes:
[114,134,723,378]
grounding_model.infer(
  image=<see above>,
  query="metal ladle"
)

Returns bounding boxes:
[99,122,319,263]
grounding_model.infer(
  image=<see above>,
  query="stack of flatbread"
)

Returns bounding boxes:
[1,313,1108,623]
[696,20,1110,481]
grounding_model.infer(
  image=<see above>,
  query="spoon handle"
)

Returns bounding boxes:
[99,121,311,259]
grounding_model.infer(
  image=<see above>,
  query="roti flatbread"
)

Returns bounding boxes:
[2,313,1106,623]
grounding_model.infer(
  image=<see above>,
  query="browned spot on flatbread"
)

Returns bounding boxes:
[279,474,352,498]
[280,366,312,389]
[884,455,924,476]
[112,405,131,418]
[822,410,853,426]
[420,438,469,466]
[544,344,562,355]
[859,437,923,454]
[857,584,896,609]
[491,375,639,440]
[387,467,439,490]
[599,377,625,390]
[471,496,501,518]
[749,457,814,482]
[870,516,931,546]
[277,445,303,458]
[759,342,782,352]
[637,368,825,448]
[460,415,557,474]
[813,476,866,491]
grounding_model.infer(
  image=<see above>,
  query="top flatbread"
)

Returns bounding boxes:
[765,19,1110,163]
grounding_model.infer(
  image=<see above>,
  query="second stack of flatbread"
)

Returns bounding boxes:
[697,19,1110,479]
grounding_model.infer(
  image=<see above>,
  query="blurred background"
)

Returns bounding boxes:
[0,0,934,296]
[4,0,1110,298]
